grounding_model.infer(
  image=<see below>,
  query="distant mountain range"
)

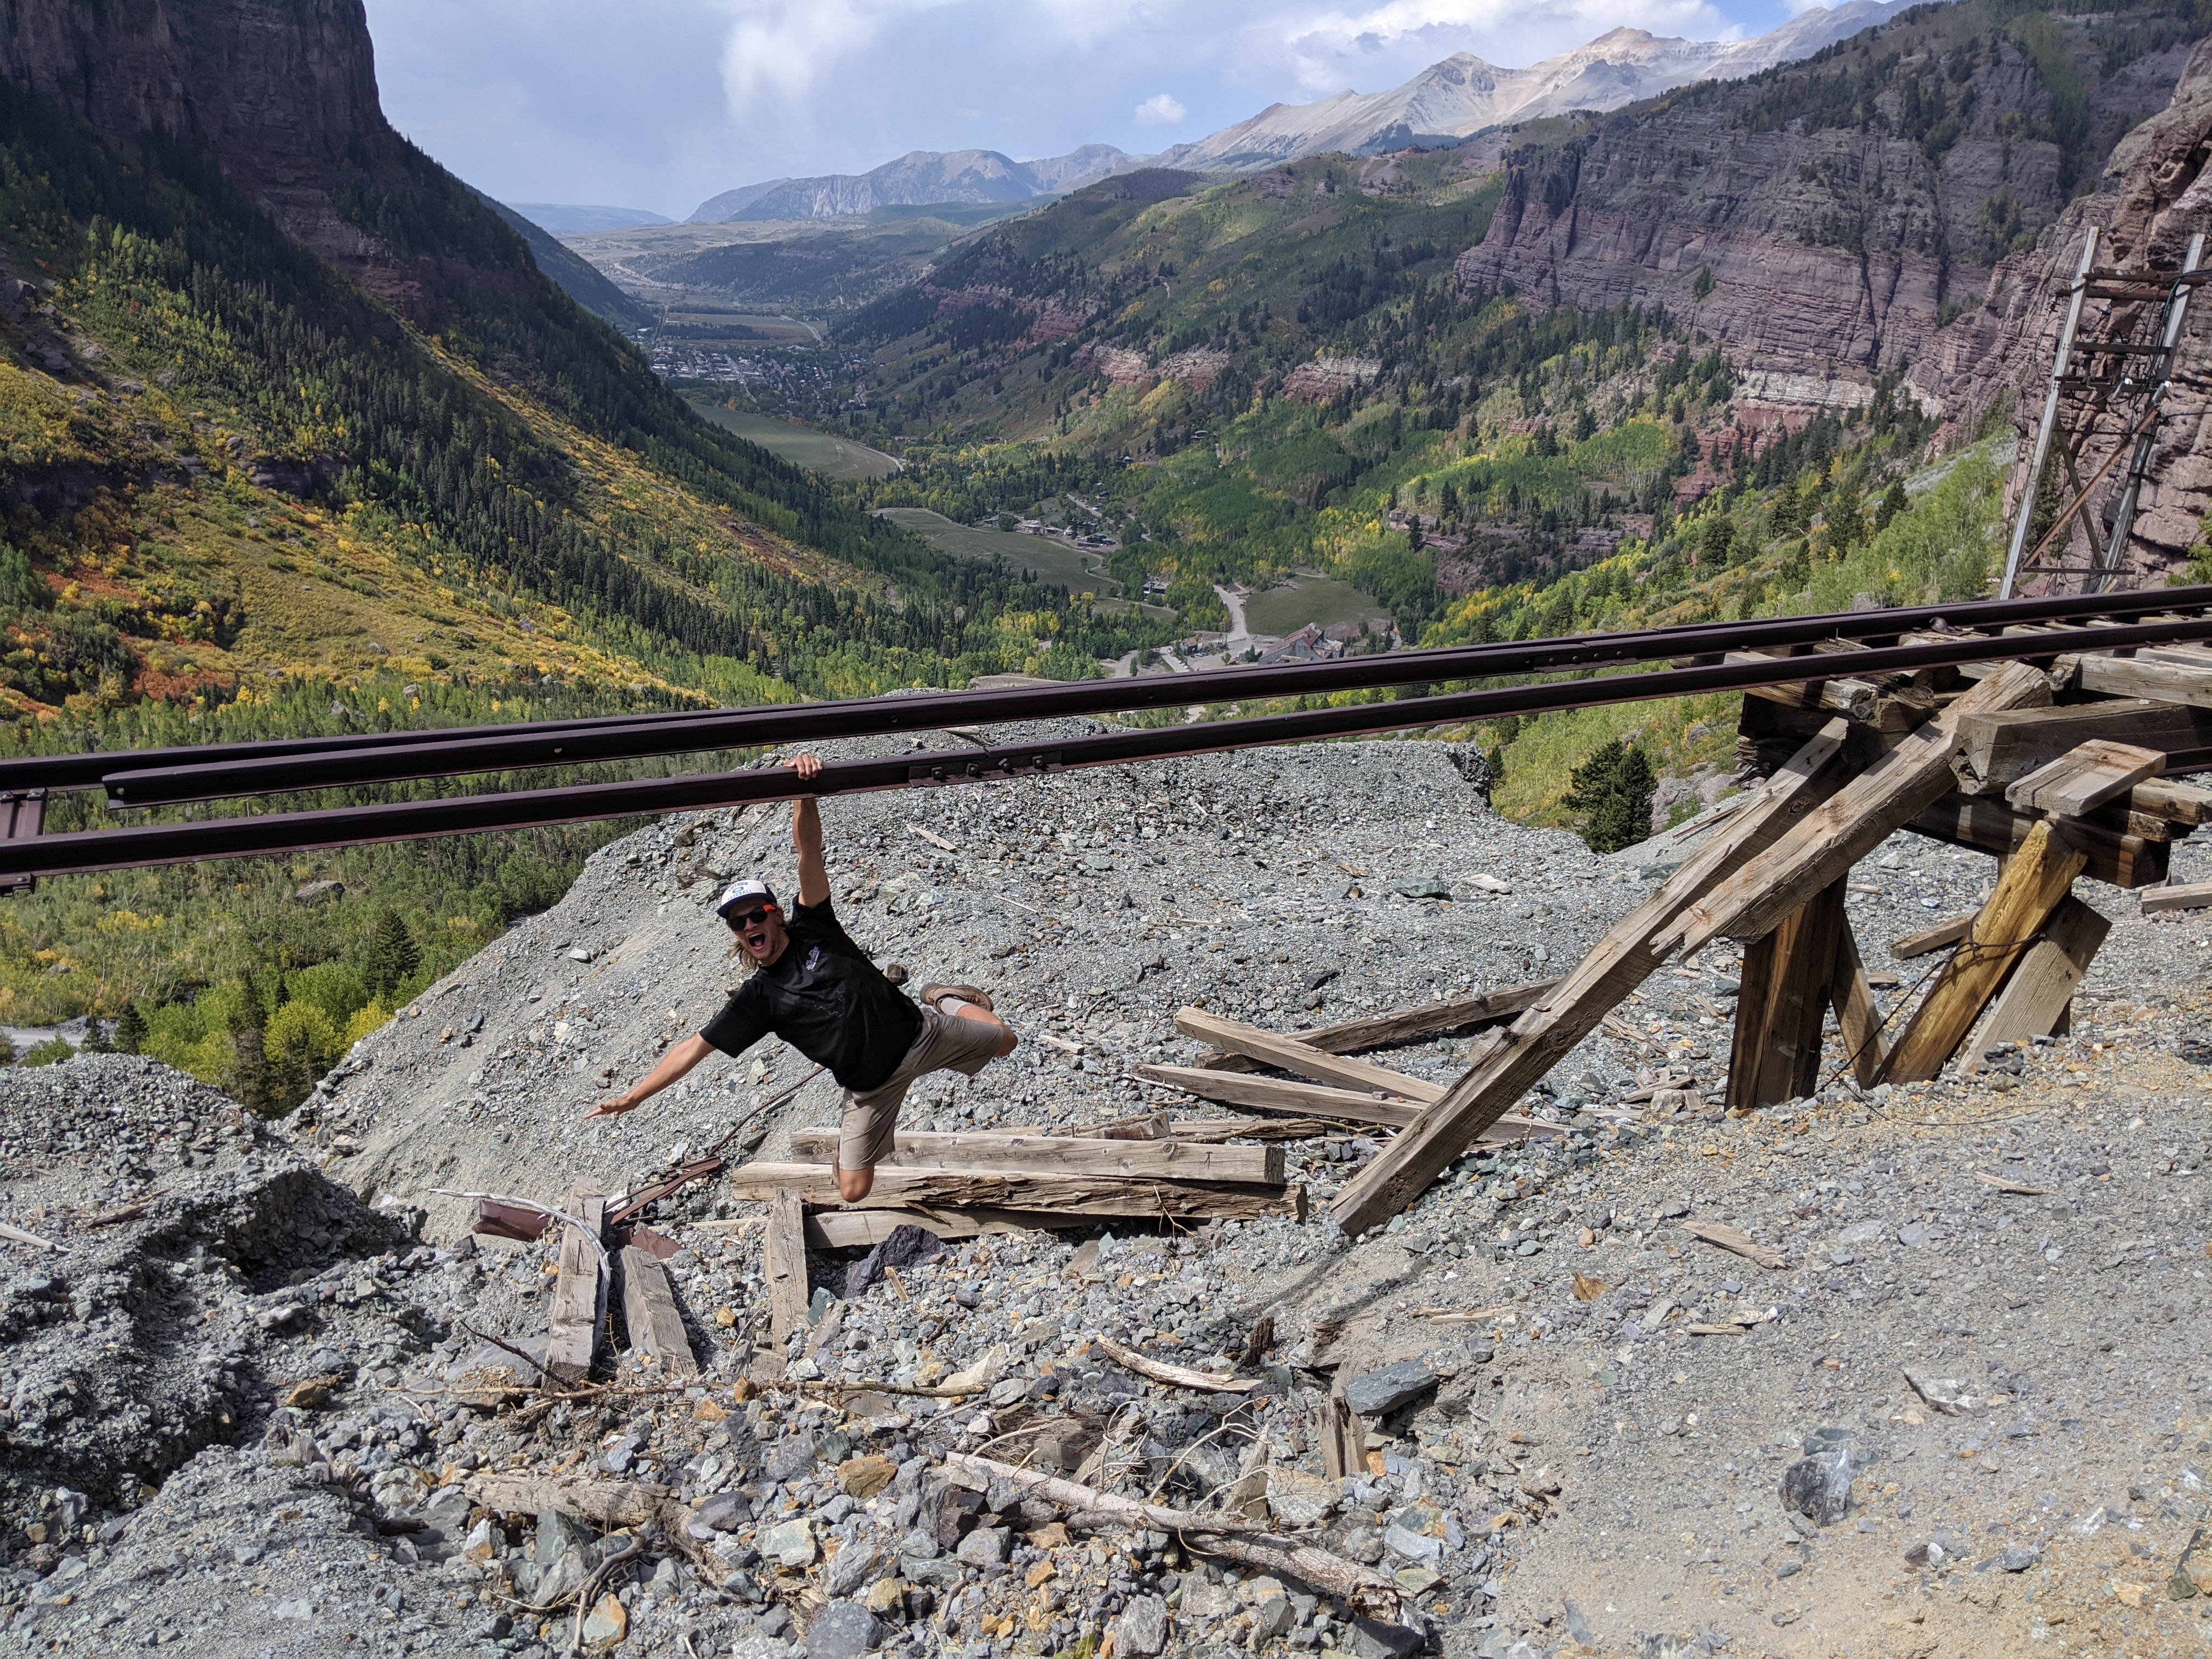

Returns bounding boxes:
[507,203,673,234]
[680,1,1922,225]
[689,145,1134,223]
[1154,1,1918,168]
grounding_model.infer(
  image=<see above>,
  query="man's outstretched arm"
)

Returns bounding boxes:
[586,1034,715,1118]
[791,753,830,907]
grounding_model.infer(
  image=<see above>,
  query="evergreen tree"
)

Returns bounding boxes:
[112,1003,147,1055]
[1565,741,1657,855]
[229,998,271,1116]
[366,909,420,1001]
[81,1017,112,1053]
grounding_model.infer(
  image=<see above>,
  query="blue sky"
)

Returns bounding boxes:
[361,0,1823,221]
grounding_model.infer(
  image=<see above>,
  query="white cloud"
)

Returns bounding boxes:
[1133,91,1188,125]
[716,0,955,108]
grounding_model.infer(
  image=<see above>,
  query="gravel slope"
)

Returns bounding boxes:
[4,733,2211,1659]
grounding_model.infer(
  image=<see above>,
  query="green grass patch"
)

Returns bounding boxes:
[1243,574,1390,637]
[687,401,902,479]
[878,508,1121,597]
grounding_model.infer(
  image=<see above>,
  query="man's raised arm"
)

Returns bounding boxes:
[791,753,830,907]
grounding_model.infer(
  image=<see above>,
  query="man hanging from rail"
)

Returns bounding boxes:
[586,753,1017,1201]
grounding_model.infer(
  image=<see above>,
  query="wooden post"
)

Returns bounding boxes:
[1318,1379,1364,1480]
[546,1180,606,1385]
[1880,819,2087,1082]
[1978,895,2111,1051]
[1828,919,1887,1087]
[763,1187,810,1357]
[618,1245,699,1376]
[1724,879,1845,1110]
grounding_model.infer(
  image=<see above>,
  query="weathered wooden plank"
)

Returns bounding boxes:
[2074,653,2212,708]
[1173,1010,1443,1102]
[617,1245,698,1376]
[1319,1378,1365,1481]
[546,1182,605,1385]
[1132,1068,1565,1143]
[1135,1065,1419,1125]
[763,1188,810,1352]
[2129,777,2212,826]
[1881,819,2087,1083]
[1891,913,1976,960]
[1732,657,1878,721]
[1978,896,2111,1051]
[2004,739,2164,818]
[727,1163,1304,1222]
[1829,918,1887,1087]
[1907,792,2168,888]
[2141,879,2212,914]
[787,1124,1284,1183]
[1665,661,2051,957]
[1244,978,1560,1058]
[1725,879,1844,1110]
[1329,720,1854,1238]
[1953,699,2212,793]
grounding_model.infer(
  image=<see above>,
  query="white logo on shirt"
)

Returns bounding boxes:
[805,946,821,972]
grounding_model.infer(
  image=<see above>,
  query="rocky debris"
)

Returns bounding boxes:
[7,738,2212,1655]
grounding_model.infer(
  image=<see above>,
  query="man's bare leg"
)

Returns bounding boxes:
[945,998,1020,1057]
[831,1161,873,1203]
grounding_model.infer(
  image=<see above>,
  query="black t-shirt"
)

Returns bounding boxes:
[699,899,922,1092]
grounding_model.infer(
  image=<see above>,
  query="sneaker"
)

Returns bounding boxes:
[918,983,993,1013]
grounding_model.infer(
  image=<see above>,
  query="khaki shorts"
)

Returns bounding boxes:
[838,1007,1005,1171]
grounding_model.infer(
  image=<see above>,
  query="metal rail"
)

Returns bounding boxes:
[32,583,2212,808]
[9,610,2212,883]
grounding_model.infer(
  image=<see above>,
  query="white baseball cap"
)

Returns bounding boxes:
[716,878,778,921]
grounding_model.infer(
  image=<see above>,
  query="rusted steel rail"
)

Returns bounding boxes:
[2,607,2208,882]
[2,585,2205,806]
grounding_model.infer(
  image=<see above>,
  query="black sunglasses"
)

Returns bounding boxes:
[726,906,772,928]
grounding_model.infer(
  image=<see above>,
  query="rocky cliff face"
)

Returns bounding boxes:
[0,0,398,257]
[1912,41,2212,587]
[1454,2,2196,396]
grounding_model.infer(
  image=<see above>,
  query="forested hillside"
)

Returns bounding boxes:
[0,3,1162,1106]
[800,0,2198,849]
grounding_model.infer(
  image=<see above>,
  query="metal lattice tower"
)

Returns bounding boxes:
[1999,227,2207,599]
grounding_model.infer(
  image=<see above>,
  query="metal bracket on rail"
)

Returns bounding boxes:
[906,751,1062,787]
[0,789,44,894]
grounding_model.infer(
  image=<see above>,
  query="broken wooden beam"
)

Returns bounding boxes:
[1951,699,2212,794]
[616,1245,698,1376]
[2004,739,2164,818]
[1293,979,1559,1053]
[1881,817,2087,1083]
[726,1163,1305,1222]
[763,1188,810,1356]
[1891,913,1976,960]
[2141,880,2212,914]
[1132,1068,1564,1143]
[545,1181,606,1386]
[1200,979,1560,1068]
[1174,1009,1442,1101]
[1135,1065,1419,1125]
[1664,661,2051,958]
[1319,1377,1365,1481]
[1328,720,1854,1237]
[1907,791,2168,888]
[2074,653,2212,708]
[786,1125,1284,1183]
[1829,919,1887,1088]
[1977,895,2111,1051]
